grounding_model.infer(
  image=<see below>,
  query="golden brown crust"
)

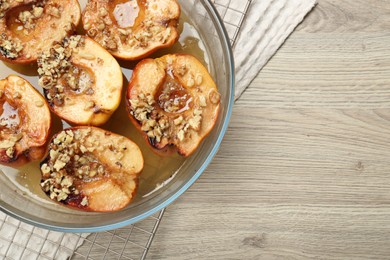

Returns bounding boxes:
[126,54,221,157]
[0,0,81,64]
[82,0,180,60]
[40,126,144,212]
[0,75,51,167]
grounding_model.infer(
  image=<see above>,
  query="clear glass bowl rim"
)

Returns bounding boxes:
[0,0,235,233]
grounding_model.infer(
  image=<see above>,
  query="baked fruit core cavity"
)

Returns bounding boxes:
[109,0,141,28]
[157,68,193,114]
[6,1,46,39]
[0,0,81,63]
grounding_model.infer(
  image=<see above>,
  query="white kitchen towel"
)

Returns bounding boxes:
[0,1,317,259]
[0,211,88,259]
[232,0,317,99]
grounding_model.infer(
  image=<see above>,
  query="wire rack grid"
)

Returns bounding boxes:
[0,1,252,259]
[213,0,252,47]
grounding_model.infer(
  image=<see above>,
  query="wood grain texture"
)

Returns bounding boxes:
[147,0,390,259]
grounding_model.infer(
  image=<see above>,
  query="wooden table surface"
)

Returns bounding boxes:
[148,1,390,259]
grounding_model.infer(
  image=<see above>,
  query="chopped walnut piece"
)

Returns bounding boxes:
[176,65,187,76]
[80,197,89,206]
[0,134,22,158]
[5,146,14,158]
[35,100,44,107]
[0,33,23,60]
[33,6,44,18]
[195,74,203,85]
[37,36,85,106]
[129,90,204,145]
[209,90,221,105]
[187,77,195,87]
[0,140,16,149]
[13,92,21,99]
[41,163,51,175]
[199,95,207,107]
[0,1,10,19]
[47,4,61,18]
[40,129,111,204]
[177,130,184,141]
[174,116,183,126]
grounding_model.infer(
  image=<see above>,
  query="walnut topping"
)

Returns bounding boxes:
[99,7,108,17]
[41,163,50,175]
[0,139,17,149]
[85,2,175,53]
[0,33,23,59]
[47,4,61,18]
[97,23,105,31]
[35,100,44,107]
[16,79,24,86]
[105,39,117,51]
[209,90,221,105]
[118,28,130,36]
[130,93,169,143]
[5,146,14,158]
[176,65,187,76]
[199,95,207,107]
[40,129,109,203]
[130,92,204,144]
[195,74,203,85]
[85,8,119,51]
[18,11,34,29]
[188,114,202,131]
[87,28,97,37]
[84,23,91,30]
[16,1,46,33]
[0,133,23,158]
[174,116,183,126]
[177,129,184,141]
[97,57,104,65]
[78,52,95,60]
[12,92,21,99]
[186,77,195,88]
[38,36,85,106]
[81,196,89,206]
[0,0,10,19]
[33,6,44,18]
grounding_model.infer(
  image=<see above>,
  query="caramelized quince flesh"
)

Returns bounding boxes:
[82,0,180,60]
[40,126,144,212]
[0,0,81,64]
[0,75,51,166]
[127,54,221,157]
[37,35,123,126]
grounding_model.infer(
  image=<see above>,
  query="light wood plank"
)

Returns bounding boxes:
[148,0,390,259]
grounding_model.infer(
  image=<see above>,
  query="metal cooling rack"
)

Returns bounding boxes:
[0,1,251,259]
[213,0,252,47]
[72,210,165,260]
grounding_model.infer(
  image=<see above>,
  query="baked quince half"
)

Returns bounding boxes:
[0,75,51,166]
[127,54,221,157]
[0,0,81,64]
[82,0,180,60]
[40,126,144,212]
[37,35,123,126]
